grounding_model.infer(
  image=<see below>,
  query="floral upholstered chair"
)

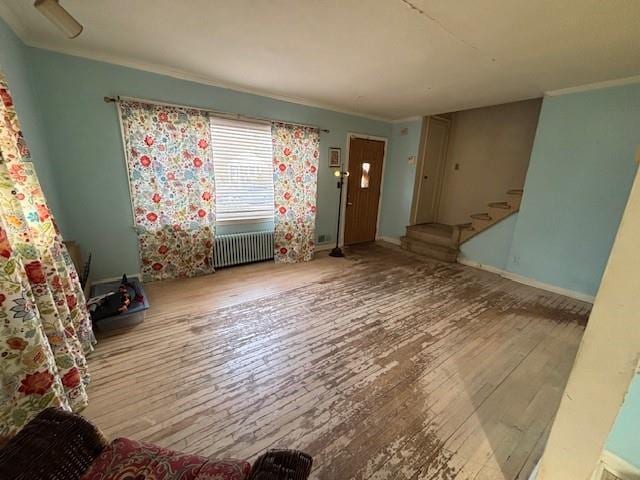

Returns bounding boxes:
[0,408,312,480]
[80,437,250,479]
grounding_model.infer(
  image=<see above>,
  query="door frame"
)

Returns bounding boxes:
[339,133,389,247]
[409,115,452,225]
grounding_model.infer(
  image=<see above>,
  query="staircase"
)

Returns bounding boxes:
[400,189,523,262]
[400,223,459,262]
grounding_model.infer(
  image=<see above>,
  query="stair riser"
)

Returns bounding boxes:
[507,196,522,210]
[459,189,522,246]
[488,202,510,209]
[401,239,458,263]
[462,209,518,243]
[459,229,477,243]
[406,229,456,247]
[487,207,512,222]
[471,218,492,231]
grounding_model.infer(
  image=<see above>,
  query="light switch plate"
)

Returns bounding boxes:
[408,155,417,165]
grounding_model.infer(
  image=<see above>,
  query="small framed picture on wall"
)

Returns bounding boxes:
[329,147,341,168]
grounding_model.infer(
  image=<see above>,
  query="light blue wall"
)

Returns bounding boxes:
[10,12,637,295]
[0,19,64,229]
[378,120,422,238]
[505,84,640,296]
[25,47,392,278]
[606,372,640,469]
[461,84,640,296]
[459,214,518,270]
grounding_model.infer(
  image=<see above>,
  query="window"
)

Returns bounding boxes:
[210,117,274,223]
[360,162,370,189]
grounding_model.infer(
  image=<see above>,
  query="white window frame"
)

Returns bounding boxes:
[210,117,275,225]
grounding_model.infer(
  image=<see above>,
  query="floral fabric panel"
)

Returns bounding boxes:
[0,71,91,440]
[0,164,88,408]
[18,162,94,354]
[137,226,214,282]
[272,123,319,263]
[0,77,30,162]
[80,437,251,480]
[119,101,216,282]
[0,242,69,440]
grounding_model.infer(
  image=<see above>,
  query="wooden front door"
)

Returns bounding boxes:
[344,137,385,245]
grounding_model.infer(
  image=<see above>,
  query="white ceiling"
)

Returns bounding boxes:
[2,0,640,120]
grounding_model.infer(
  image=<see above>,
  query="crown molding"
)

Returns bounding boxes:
[457,256,595,304]
[28,42,395,123]
[545,75,640,97]
[21,37,396,124]
[392,115,423,124]
[0,3,396,123]
[18,6,637,122]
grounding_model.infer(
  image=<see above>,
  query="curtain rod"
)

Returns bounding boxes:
[103,95,330,133]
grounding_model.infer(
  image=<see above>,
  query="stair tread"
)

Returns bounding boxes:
[400,236,458,263]
[400,236,458,252]
[488,201,511,209]
[407,223,455,238]
[470,213,492,220]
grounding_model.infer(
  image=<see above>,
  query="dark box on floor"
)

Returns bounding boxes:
[89,276,149,331]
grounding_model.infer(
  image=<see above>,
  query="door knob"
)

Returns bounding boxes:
[347,202,353,206]
[423,176,429,180]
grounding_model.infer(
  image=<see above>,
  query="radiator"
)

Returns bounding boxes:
[213,231,274,268]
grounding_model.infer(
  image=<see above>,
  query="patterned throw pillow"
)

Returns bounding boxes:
[80,437,250,480]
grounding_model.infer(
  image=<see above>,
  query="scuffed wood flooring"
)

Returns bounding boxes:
[83,242,589,479]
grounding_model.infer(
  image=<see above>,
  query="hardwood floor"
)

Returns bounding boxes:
[82,242,589,479]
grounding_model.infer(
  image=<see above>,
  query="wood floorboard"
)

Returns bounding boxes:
[82,242,589,479]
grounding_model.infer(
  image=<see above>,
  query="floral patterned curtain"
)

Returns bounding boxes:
[119,101,216,282]
[0,72,93,440]
[272,123,319,263]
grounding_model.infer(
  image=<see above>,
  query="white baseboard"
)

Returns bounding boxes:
[91,273,143,285]
[376,235,402,246]
[94,246,334,284]
[528,460,540,480]
[457,257,506,276]
[457,256,595,304]
[532,451,640,480]
[318,238,400,252]
[90,252,594,304]
[592,450,640,480]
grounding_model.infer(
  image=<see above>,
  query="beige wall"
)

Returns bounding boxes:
[538,161,640,479]
[437,98,542,225]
